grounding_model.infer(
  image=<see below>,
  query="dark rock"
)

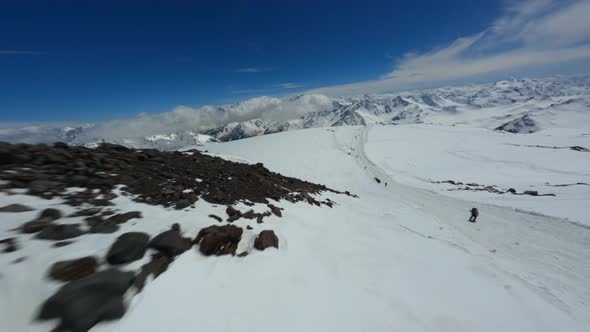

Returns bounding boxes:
[39,208,63,222]
[149,229,192,257]
[254,230,279,250]
[507,188,517,194]
[54,142,69,149]
[38,269,134,332]
[48,256,98,282]
[36,224,84,240]
[226,206,240,217]
[69,208,102,218]
[195,225,243,256]
[171,223,180,232]
[208,214,222,222]
[0,204,34,213]
[1,237,18,252]
[106,211,142,224]
[242,210,256,219]
[107,232,150,265]
[133,254,170,292]
[21,220,51,233]
[12,257,26,264]
[374,177,381,184]
[29,180,60,194]
[89,220,120,234]
[53,241,74,248]
[523,190,539,196]
[237,251,249,257]
[246,225,253,230]
[68,175,90,187]
[268,204,282,217]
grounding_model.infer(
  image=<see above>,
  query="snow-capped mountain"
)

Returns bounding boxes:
[2,76,589,148]
[202,76,590,141]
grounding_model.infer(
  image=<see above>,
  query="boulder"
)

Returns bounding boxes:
[195,225,243,256]
[38,208,63,222]
[523,190,539,196]
[38,269,134,332]
[36,224,84,240]
[254,230,279,251]
[21,220,51,233]
[133,253,171,291]
[1,237,18,253]
[149,228,192,257]
[106,232,150,265]
[48,256,98,282]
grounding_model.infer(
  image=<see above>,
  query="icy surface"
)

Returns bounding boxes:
[1,125,589,332]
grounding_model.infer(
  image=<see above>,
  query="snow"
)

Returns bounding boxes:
[1,125,589,332]
[365,124,590,225]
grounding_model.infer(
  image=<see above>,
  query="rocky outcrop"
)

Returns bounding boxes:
[195,225,243,256]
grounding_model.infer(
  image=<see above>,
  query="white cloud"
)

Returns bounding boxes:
[78,94,333,139]
[311,0,590,96]
[277,83,301,89]
[235,68,262,73]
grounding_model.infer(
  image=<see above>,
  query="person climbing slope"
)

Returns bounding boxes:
[469,208,479,222]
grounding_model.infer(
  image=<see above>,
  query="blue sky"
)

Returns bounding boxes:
[1,0,589,122]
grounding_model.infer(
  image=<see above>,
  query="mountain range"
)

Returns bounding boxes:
[2,76,589,150]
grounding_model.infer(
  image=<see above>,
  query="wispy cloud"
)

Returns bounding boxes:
[277,83,301,89]
[0,50,44,55]
[235,67,263,73]
[311,0,590,96]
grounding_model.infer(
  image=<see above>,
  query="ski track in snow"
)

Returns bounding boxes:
[350,125,590,324]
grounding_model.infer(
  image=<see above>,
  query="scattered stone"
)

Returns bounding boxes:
[1,237,18,252]
[12,257,26,264]
[254,230,279,251]
[38,269,134,332]
[523,190,539,196]
[0,142,342,211]
[68,208,102,218]
[53,241,74,248]
[106,232,150,265]
[149,228,192,258]
[133,253,170,292]
[36,224,84,240]
[0,204,34,213]
[48,256,98,282]
[237,252,249,257]
[101,210,115,216]
[241,209,256,219]
[38,208,63,222]
[374,177,381,184]
[246,225,253,230]
[195,225,243,256]
[208,214,222,222]
[106,211,142,224]
[89,220,120,234]
[267,204,282,217]
[21,220,52,233]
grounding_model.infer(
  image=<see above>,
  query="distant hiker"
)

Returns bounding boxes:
[469,208,479,222]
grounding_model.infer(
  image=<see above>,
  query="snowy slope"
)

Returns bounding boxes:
[1,126,589,331]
